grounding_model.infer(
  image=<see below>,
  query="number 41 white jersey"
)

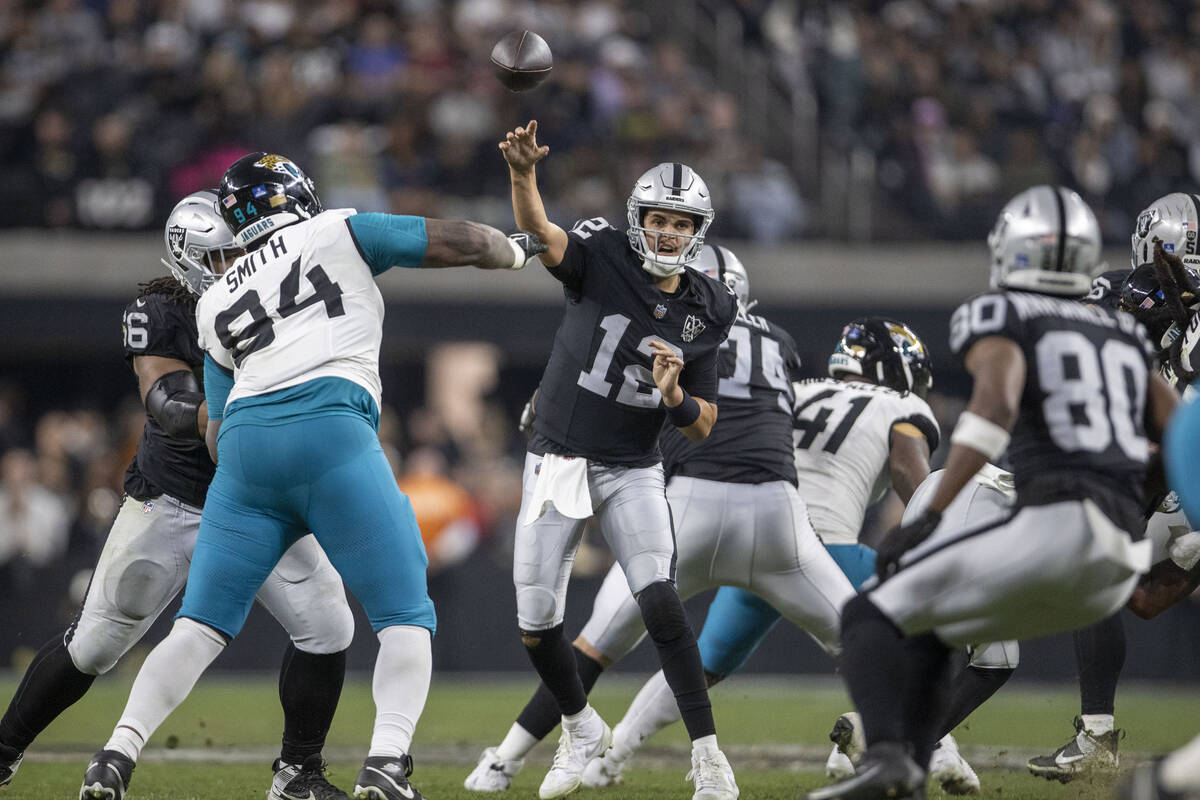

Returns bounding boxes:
[196,208,386,412]
[792,378,939,545]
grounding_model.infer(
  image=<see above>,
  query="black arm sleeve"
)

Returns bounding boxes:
[145,370,205,441]
[679,345,719,403]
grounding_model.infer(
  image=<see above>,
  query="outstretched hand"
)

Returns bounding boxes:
[499,120,549,174]
[875,509,942,581]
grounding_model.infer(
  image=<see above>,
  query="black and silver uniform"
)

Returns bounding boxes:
[530,218,738,466]
[1085,268,1132,310]
[950,291,1155,522]
[661,310,801,485]
[120,291,214,508]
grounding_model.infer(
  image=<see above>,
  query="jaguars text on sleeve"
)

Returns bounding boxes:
[949,290,1156,512]
[661,312,800,485]
[530,218,739,466]
[120,291,214,509]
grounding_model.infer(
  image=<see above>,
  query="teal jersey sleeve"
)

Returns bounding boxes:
[204,354,235,421]
[346,213,429,275]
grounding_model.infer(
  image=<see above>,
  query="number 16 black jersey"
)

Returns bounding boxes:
[530,219,738,467]
[950,290,1156,507]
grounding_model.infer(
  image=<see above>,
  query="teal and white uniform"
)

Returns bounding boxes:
[184,208,436,637]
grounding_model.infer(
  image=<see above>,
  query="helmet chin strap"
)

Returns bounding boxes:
[641,257,687,278]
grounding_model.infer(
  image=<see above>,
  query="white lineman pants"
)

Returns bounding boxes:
[67,493,354,675]
[870,499,1151,646]
[579,476,856,660]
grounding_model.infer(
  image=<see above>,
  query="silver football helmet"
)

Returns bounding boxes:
[161,189,239,295]
[690,244,753,309]
[626,162,715,277]
[987,185,1101,297]
[1131,192,1200,269]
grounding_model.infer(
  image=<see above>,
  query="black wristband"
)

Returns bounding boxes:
[663,390,701,428]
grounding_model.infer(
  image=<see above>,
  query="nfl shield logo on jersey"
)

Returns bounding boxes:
[653,303,667,319]
[682,314,706,342]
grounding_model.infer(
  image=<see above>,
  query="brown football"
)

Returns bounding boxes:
[491,30,552,92]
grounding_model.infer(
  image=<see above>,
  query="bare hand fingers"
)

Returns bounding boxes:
[528,120,538,136]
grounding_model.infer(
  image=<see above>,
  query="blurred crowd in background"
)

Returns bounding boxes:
[1,0,1197,242]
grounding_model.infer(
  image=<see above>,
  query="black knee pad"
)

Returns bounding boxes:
[637,581,689,646]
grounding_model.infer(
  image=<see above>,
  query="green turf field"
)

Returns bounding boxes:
[3,673,1197,799]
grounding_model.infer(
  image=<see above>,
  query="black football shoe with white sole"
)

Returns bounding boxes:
[354,754,425,800]
[270,753,351,799]
[79,749,135,800]
[806,742,925,800]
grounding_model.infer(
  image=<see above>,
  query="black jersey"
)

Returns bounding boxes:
[1085,269,1132,310]
[530,218,738,466]
[949,290,1156,517]
[661,310,801,485]
[121,290,214,508]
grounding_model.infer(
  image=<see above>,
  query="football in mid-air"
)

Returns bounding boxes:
[491,30,552,92]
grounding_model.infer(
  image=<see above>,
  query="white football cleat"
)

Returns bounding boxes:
[688,745,738,800]
[929,734,980,795]
[465,746,524,792]
[825,744,855,780]
[828,712,866,762]
[581,746,629,788]
[539,708,612,799]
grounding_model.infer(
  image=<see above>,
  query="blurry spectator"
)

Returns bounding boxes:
[0,449,70,569]
[75,112,158,229]
[728,143,807,241]
[397,448,481,574]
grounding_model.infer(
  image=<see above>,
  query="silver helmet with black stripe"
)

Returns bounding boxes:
[690,244,752,310]
[626,162,715,277]
[987,185,1101,297]
[160,189,239,295]
[1131,192,1200,270]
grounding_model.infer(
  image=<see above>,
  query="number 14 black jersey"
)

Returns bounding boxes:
[950,290,1156,506]
[530,219,738,466]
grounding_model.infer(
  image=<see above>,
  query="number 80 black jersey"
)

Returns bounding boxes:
[950,290,1156,505]
[530,219,738,466]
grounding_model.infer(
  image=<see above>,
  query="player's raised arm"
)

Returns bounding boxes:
[347,213,544,272]
[499,120,569,267]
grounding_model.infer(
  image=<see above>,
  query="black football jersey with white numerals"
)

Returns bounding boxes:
[121,290,215,508]
[530,219,738,466]
[661,311,801,485]
[949,290,1156,512]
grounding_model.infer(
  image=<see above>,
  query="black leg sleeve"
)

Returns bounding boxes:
[901,633,956,771]
[1075,613,1125,716]
[637,581,714,741]
[516,646,605,740]
[0,635,96,753]
[520,624,587,717]
[839,595,909,748]
[278,644,347,765]
[937,664,1014,739]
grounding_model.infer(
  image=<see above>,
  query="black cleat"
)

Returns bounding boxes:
[1027,716,1122,783]
[354,754,425,800]
[271,754,352,799]
[79,749,135,800]
[0,742,22,788]
[806,742,925,800]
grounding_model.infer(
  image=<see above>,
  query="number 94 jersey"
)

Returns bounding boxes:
[197,209,384,412]
[531,219,738,466]
[949,290,1156,503]
[792,378,939,545]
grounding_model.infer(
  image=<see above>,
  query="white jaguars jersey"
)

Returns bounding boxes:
[792,378,939,545]
[196,208,385,410]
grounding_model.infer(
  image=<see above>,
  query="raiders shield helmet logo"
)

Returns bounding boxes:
[1136,209,1158,239]
[681,314,706,343]
[167,224,186,259]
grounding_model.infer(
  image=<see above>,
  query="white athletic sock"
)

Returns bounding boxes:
[612,669,680,757]
[104,618,226,761]
[563,704,594,730]
[1081,714,1114,736]
[496,723,540,762]
[368,625,432,759]
[691,734,719,753]
[1160,732,1200,793]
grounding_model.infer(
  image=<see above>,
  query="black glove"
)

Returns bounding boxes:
[508,231,548,269]
[875,509,942,581]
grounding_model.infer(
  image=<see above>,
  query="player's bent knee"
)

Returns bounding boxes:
[113,558,174,620]
[516,585,561,630]
[66,635,121,676]
[292,602,355,654]
[622,551,673,596]
[636,580,689,645]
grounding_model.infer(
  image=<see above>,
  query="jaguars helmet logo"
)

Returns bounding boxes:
[254,154,301,178]
[167,224,186,259]
[887,322,926,358]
